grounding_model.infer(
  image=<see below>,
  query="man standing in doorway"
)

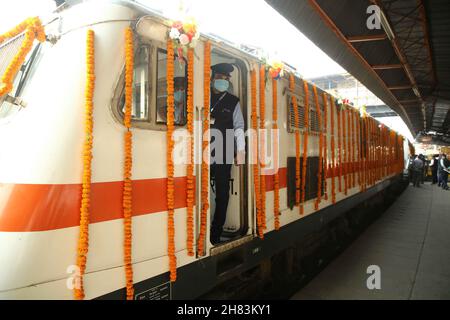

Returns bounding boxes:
[209,63,245,245]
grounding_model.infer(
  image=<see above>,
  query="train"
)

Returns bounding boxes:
[0,0,411,299]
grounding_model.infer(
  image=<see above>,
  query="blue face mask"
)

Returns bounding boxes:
[213,79,229,92]
[174,91,184,102]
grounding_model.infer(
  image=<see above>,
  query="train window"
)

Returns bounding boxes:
[155,48,187,126]
[0,35,40,121]
[118,45,150,121]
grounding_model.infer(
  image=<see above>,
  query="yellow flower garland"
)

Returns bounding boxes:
[186,48,195,256]
[123,27,135,298]
[313,85,322,210]
[251,69,263,238]
[166,39,177,280]
[259,65,266,230]
[0,17,45,97]
[343,106,348,195]
[300,80,309,215]
[330,95,336,203]
[322,93,328,201]
[337,103,342,193]
[289,74,301,206]
[197,41,211,256]
[74,29,95,301]
[272,78,280,230]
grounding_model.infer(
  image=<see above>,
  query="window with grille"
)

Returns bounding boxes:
[287,95,305,132]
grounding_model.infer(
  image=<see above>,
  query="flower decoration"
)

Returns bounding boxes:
[168,17,200,62]
[267,59,284,80]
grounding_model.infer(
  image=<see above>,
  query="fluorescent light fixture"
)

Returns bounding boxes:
[380,11,395,40]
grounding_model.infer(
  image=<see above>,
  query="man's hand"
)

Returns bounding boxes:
[236,150,245,165]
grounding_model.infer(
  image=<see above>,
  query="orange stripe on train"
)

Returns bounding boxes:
[0,168,287,232]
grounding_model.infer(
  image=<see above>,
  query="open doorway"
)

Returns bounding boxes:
[209,48,249,245]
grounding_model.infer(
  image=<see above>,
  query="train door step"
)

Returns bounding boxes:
[210,234,253,256]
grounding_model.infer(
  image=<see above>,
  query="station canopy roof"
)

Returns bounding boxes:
[265,0,450,145]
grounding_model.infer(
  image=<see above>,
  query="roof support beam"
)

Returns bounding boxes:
[347,34,387,43]
[388,85,413,90]
[372,64,402,70]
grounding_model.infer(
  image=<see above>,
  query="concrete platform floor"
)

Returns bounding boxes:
[291,183,450,300]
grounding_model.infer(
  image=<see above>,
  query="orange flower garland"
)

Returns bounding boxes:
[342,106,348,195]
[313,85,322,210]
[300,80,309,215]
[289,74,301,206]
[197,41,211,256]
[272,78,280,230]
[123,27,135,298]
[259,65,266,230]
[329,95,336,203]
[166,39,177,280]
[356,110,362,190]
[349,109,354,188]
[251,69,263,238]
[322,93,328,201]
[74,29,95,301]
[337,103,342,193]
[0,17,45,97]
[186,48,195,256]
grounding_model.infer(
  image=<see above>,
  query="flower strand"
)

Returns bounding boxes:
[186,48,195,256]
[0,17,45,97]
[197,41,210,256]
[74,29,95,300]
[123,27,135,298]
[166,39,177,280]
[300,80,309,215]
[272,78,280,230]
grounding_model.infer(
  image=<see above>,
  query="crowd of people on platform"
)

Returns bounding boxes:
[407,153,450,190]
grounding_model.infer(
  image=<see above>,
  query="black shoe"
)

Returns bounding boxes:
[210,235,220,245]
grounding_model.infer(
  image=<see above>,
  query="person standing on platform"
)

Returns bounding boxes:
[411,155,424,188]
[430,154,439,185]
[439,154,449,190]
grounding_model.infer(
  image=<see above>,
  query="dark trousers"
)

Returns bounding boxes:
[412,170,422,187]
[441,172,449,189]
[432,168,438,184]
[210,163,232,242]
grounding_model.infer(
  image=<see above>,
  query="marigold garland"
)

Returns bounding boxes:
[337,103,342,193]
[259,65,266,230]
[313,85,322,211]
[251,69,263,238]
[330,96,336,203]
[186,48,195,256]
[272,78,280,230]
[322,93,328,201]
[74,29,95,301]
[197,41,211,256]
[289,74,301,206]
[300,80,309,215]
[0,17,45,97]
[123,27,135,298]
[166,39,177,280]
[342,106,348,195]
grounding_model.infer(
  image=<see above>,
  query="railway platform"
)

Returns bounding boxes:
[291,183,450,300]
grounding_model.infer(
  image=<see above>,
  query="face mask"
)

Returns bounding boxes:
[213,79,229,92]
[174,91,184,102]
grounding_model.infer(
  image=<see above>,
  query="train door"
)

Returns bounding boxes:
[210,48,249,243]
